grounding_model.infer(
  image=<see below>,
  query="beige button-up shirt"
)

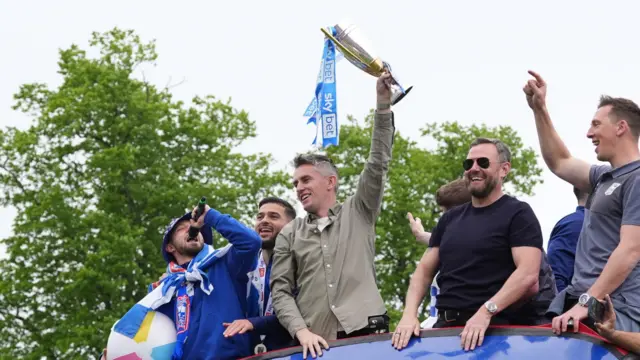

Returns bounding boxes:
[270,111,395,340]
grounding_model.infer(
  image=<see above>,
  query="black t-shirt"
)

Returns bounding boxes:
[429,195,543,311]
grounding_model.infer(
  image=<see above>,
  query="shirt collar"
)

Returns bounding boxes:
[607,159,640,179]
[306,203,342,222]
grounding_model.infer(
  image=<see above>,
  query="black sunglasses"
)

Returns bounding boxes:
[463,157,491,171]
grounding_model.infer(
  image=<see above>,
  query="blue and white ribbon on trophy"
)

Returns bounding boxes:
[304,26,344,148]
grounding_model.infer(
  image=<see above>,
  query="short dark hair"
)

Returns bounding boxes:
[292,153,338,173]
[469,137,512,163]
[259,196,296,220]
[598,95,640,138]
[436,178,471,211]
[291,153,339,192]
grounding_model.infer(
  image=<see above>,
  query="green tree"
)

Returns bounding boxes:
[325,111,543,326]
[0,28,289,359]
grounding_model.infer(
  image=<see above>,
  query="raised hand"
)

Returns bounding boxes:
[523,70,547,111]
[377,71,393,105]
[407,212,430,244]
[191,204,211,228]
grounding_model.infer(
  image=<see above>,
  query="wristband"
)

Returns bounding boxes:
[377,102,391,111]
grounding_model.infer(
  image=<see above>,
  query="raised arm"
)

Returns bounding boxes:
[203,208,261,278]
[353,73,396,223]
[524,70,592,192]
[269,223,305,338]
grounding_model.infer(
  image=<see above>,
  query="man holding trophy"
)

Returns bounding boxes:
[270,71,397,359]
[270,21,407,359]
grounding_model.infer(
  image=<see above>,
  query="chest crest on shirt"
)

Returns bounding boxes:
[604,182,621,196]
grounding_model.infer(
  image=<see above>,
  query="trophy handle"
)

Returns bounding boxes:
[391,85,413,105]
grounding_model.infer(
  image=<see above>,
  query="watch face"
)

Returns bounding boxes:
[486,302,497,313]
[254,344,267,354]
[579,293,590,305]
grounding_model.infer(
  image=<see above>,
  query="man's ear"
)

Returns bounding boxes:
[500,162,512,180]
[165,243,176,254]
[326,175,337,191]
[616,119,630,137]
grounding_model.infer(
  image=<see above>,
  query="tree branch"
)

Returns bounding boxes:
[0,161,41,206]
[166,77,186,90]
[0,307,58,359]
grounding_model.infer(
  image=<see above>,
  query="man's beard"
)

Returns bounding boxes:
[177,242,204,257]
[466,175,498,199]
[261,237,276,250]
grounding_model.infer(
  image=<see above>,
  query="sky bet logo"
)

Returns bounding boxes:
[323,113,337,138]
[323,59,335,83]
[322,92,334,113]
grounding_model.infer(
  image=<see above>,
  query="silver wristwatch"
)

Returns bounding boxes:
[484,300,498,314]
[578,293,591,307]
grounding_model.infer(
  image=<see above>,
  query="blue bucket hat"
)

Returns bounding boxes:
[161,212,213,263]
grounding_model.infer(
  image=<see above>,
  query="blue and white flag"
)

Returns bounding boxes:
[113,244,232,359]
[305,27,341,148]
[303,51,344,118]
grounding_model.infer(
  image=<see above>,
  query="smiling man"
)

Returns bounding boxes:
[222,197,297,353]
[524,70,640,334]
[393,138,544,352]
[270,73,396,359]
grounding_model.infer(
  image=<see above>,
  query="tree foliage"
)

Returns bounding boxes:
[0,28,289,359]
[324,111,544,326]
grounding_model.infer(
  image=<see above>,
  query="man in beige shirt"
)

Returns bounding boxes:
[270,72,396,359]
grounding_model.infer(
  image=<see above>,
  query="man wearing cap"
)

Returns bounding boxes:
[102,203,261,360]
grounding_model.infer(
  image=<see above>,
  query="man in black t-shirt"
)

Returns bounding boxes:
[408,180,557,328]
[393,138,545,352]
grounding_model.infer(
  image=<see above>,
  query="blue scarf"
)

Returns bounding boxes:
[114,244,231,359]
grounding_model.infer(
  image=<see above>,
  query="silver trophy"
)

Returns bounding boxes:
[321,21,413,105]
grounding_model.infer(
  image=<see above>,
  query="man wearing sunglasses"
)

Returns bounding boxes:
[524,70,640,335]
[393,138,544,352]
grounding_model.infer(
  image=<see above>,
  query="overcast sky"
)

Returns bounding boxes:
[1,0,639,256]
